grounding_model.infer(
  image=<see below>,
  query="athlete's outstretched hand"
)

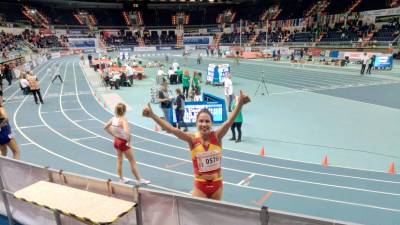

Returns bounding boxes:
[142,103,155,118]
[238,90,251,106]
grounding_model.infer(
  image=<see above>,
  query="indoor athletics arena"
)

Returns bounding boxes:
[0,0,399,224]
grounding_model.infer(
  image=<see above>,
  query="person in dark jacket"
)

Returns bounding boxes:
[366,55,376,75]
[174,88,188,132]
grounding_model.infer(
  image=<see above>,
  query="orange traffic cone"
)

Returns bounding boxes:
[260,147,265,157]
[154,125,161,132]
[322,155,329,167]
[388,163,396,174]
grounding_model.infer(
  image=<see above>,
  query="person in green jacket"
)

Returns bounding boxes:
[229,95,243,143]
[117,57,122,67]
[192,71,202,94]
[182,70,190,98]
[176,67,183,84]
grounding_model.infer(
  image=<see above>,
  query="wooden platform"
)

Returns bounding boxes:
[14,181,136,225]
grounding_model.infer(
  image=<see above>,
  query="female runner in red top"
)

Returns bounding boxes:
[143,90,250,200]
[105,103,150,185]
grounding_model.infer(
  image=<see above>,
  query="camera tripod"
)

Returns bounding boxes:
[255,72,269,96]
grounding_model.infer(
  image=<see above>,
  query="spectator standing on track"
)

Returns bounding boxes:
[158,81,173,123]
[3,64,11,85]
[157,67,166,85]
[88,54,93,66]
[182,70,190,98]
[142,90,250,200]
[51,64,63,84]
[192,71,202,94]
[27,71,44,104]
[224,73,233,112]
[360,53,368,75]
[366,55,376,75]
[172,61,179,72]
[125,64,134,86]
[277,49,281,61]
[229,96,243,143]
[176,66,183,84]
[183,50,189,63]
[234,51,240,65]
[165,54,169,63]
[174,88,188,132]
[104,103,150,185]
[197,53,202,65]
[80,53,85,65]
[19,75,30,95]
[0,96,20,159]
[13,64,21,79]
[168,67,176,84]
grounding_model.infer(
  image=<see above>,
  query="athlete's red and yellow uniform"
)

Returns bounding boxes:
[191,131,223,198]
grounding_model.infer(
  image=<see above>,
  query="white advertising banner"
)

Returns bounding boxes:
[133,46,157,52]
[343,52,385,60]
[51,52,61,59]
[361,7,400,17]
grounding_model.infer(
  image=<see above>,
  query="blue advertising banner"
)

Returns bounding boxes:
[207,64,230,85]
[68,38,97,49]
[183,36,213,45]
[157,46,172,51]
[373,56,393,70]
[330,51,339,59]
[169,93,227,126]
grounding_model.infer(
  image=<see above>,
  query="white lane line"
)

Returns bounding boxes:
[73,118,96,123]
[78,62,400,184]
[64,108,82,111]
[41,108,82,114]
[72,136,100,141]
[238,173,256,186]
[41,110,62,114]
[20,143,34,146]
[20,125,46,129]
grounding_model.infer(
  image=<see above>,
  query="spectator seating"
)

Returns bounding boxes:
[288,32,314,42]
[372,24,400,42]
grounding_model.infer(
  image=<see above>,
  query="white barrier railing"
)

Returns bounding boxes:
[0,157,357,225]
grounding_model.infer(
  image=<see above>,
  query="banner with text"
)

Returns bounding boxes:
[183,36,213,45]
[133,46,157,52]
[68,38,97,49]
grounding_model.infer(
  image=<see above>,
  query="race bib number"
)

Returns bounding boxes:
[196,151,221,173]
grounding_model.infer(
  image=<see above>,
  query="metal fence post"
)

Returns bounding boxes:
[53,211,62,225]
[134,187,143,225]
[260,206,269,225]
[44,166,54,183]
[0,176,15,225]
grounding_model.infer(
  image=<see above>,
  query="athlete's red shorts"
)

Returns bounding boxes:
[114,137,129,152]
[194,179,223,198]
